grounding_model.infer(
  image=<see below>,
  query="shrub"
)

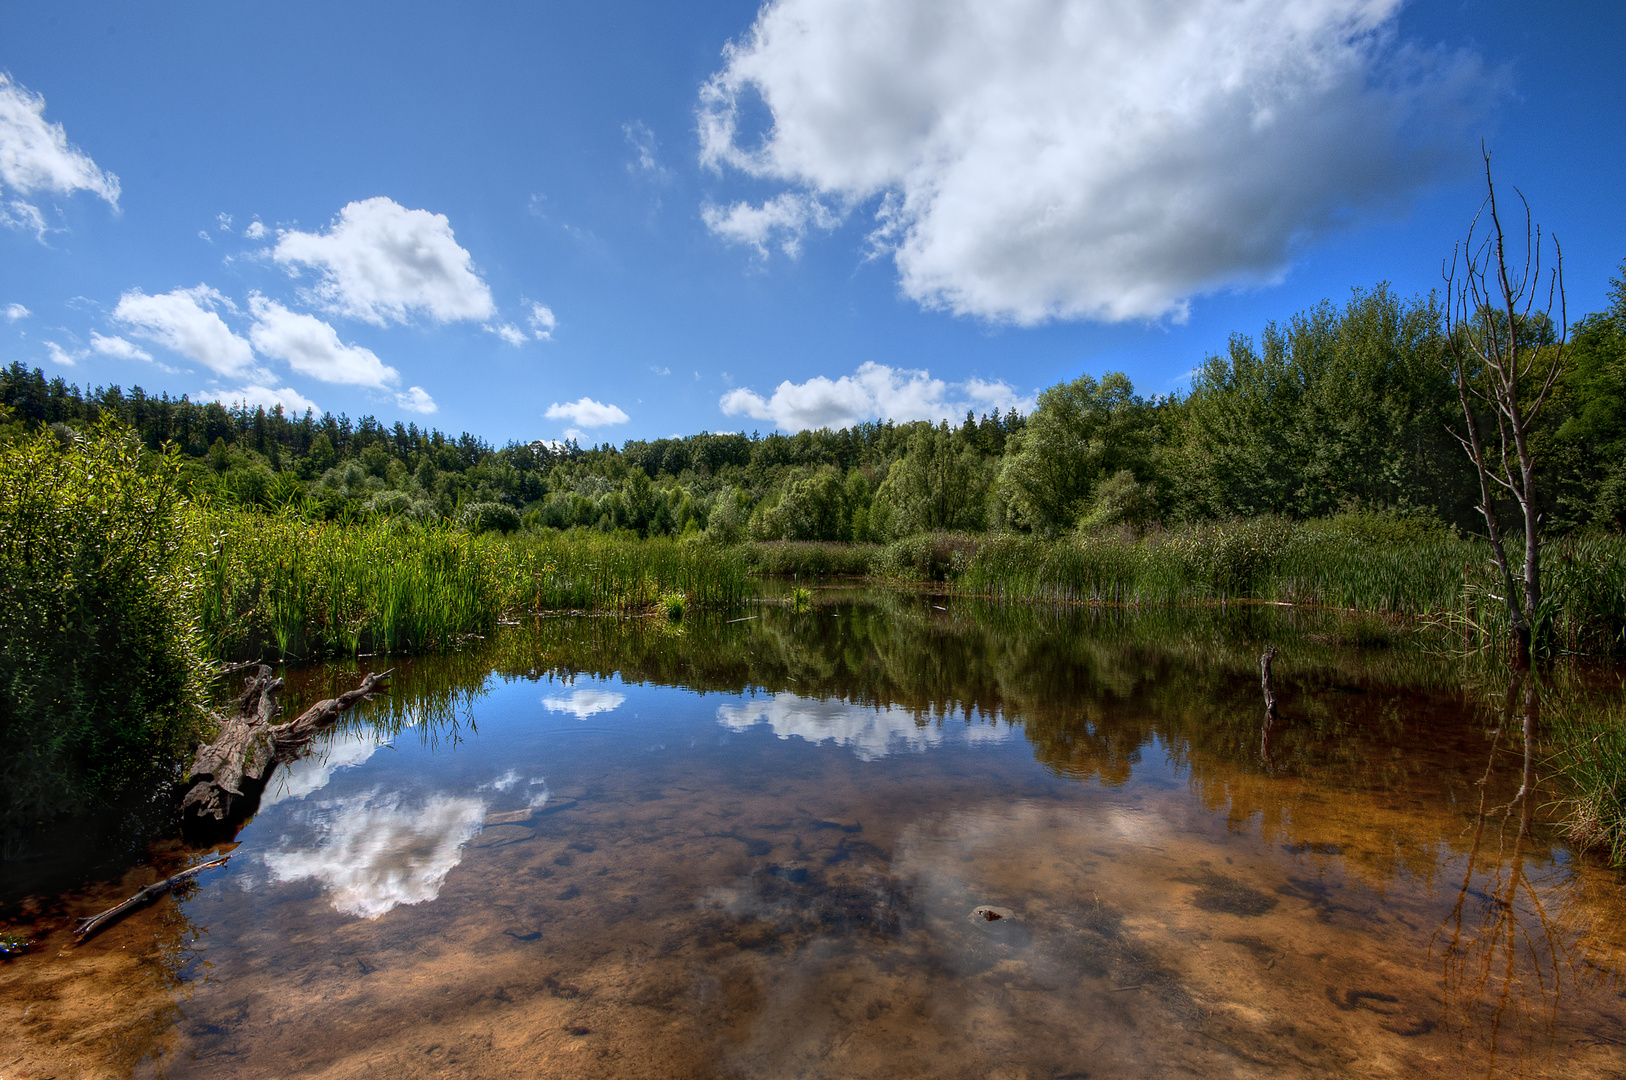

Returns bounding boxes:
[0,425,209,845]
[460,501,522,534]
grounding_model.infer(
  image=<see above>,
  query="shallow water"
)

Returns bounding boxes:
[4,595,1625,1079]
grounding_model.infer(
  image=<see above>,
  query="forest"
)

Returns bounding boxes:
[4,279,1622,544]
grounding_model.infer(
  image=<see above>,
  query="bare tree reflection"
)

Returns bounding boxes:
[1430,669,1591,1066]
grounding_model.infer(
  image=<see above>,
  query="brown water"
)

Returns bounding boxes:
[3,595,1625,1079]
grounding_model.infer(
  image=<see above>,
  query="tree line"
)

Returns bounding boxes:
[3,275,1622,541]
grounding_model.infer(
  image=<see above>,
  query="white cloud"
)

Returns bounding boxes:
[698,0,1488,323]
[527,303,557,341]
[542,688,626,720]
[44,340,78,366]
[243,219,267,240]
[248,294,399,388]
[3,302,29,321]
[718,693,1007,761]
[396,386,438,414]
[701,192,836,258]
[546,397,629,428]
[262,790,486,919]
[216,212,232,232]
[88,332,152,362]
[113,285,258,377]
[623,120,668,176]
[204,383,321,415]
[719,360,1032,431]
[1,198,48,239]
[273,196,496,325]
[0,73,120,231]
[486,321,528,347]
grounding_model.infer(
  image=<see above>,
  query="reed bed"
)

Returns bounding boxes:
[190,512,748,660]
[955,521,1626,655]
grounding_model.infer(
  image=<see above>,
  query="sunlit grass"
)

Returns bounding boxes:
[191,512,747,659]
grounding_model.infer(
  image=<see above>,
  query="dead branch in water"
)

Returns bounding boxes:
[73,854,230,941]
[181,666,391,827]
[1260,646,1279,766]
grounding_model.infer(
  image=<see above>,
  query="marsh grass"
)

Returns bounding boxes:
[193,513,748,659]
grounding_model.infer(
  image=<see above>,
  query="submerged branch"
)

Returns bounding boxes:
[73,854,231,941]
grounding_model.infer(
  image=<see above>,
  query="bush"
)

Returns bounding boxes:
[0,425,209,845]
[460,501,522,534]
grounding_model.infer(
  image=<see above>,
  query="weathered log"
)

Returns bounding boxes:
[181,666,282,823]
[73,854,231,941]
[181,666,390,828]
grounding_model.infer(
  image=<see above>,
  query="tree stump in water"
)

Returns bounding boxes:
[182,666,391,829]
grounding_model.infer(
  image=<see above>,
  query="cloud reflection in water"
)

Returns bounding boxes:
[263,790,486,919]
[717,693,1007,761]
[543,688,626,719]
[260,730,383,808]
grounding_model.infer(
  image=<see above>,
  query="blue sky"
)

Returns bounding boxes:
[1,0,1621,446]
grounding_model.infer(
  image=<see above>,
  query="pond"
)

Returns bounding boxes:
[3,592,1625,1079]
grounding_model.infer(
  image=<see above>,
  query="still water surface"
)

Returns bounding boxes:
[4,594,1625,1078]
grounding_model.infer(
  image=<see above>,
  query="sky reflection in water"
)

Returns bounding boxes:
[6,598,1625,1080]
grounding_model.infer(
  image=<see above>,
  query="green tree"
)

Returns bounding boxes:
[998,372,1154,535]
[875,423,988,536]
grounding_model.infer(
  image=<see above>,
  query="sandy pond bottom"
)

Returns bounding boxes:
[4,607,1626,1080]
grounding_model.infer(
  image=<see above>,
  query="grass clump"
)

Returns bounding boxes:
[661,591,686,620]
[0,424,209,846]
[1548,690,1626,865]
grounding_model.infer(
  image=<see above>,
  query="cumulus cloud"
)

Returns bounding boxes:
[543,688,626,720]
[273,196,496,325]
[262,790,486,919]
[698,0,1489,323]
[720,360,1032,431]
[248,294,399,388]
[546,397,629,428]
[204,383,321,415]
[717,693,1007,761]
[243,219,267,240]
[113,285,258,377]
[0,73,120,236]
[701,192,836,258]
[527,303,557,341]
[396,386,437,414]
[88,332,152,362]
[3,302,29,321]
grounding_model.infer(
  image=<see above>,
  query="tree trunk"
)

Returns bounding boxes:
[182,666,391,830]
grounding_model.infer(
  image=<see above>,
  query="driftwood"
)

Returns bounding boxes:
[73,854,231,941]
[181,666,391,827]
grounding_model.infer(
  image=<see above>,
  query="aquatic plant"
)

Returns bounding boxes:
[661,591,687,620]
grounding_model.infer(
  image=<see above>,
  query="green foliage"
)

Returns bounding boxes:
[0,424,209,843]
[193,515,749,658]
[1174,285,1467,522]
[875,423,990,535]
[460,501,522,534]
[661,591,686,620]
[999,372,1157,535]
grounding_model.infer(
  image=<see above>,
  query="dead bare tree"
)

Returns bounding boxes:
[1443,149,1569,668]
